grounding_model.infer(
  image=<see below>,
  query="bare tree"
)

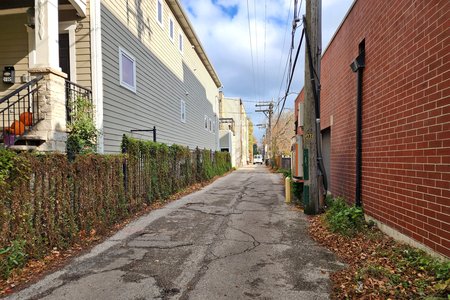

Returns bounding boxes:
[271,110,295,157]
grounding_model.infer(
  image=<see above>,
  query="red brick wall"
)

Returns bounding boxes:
[318,0,449,257]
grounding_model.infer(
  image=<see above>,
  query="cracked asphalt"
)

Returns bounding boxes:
[8,165,344,300]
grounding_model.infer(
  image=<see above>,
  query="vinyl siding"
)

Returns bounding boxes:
[100,1,219,153]
[0,14,29,100]
[75,1,92,88]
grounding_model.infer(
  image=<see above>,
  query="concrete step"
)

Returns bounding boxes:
[14,135,46,146]
[9,145,37,152]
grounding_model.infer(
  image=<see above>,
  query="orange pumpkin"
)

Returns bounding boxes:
[19,112,33,126]
[10,121,25,135]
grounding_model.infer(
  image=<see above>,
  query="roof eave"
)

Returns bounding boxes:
[167,0,222,88]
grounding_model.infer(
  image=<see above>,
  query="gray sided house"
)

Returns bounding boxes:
[0,0,222,153]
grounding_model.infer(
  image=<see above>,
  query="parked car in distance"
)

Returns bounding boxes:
[253,154,263,164]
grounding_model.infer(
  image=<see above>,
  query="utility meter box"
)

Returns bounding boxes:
[292,135,304,179]
[3,66,15,84]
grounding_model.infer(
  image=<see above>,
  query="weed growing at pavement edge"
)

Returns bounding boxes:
[324,197,365,236]
[0,240,27,280]
[313,196,450,299]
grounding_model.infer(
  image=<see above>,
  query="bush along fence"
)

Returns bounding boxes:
[0,136,231,279]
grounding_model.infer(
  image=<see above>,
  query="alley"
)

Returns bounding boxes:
[9,166,343,300]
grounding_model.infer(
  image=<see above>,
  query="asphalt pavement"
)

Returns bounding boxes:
[8,165,344,300]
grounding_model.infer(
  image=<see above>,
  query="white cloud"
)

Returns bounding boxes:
[180,0,354,141]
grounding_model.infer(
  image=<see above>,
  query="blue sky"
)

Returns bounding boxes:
[180,0,355,141]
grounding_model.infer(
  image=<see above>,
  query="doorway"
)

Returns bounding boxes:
[59,33,70,81]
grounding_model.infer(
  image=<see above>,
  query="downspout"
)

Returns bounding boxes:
[351,41,365,207]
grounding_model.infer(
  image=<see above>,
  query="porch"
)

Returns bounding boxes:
[0,0,92,151]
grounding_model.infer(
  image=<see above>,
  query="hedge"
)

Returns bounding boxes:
[0,137,231,278]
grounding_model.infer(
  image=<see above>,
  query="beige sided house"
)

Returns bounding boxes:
[0,0,221,153]
[219,93,249,168]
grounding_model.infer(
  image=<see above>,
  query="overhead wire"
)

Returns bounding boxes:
[253,0,259,101]
[274,0,305,126]
[246,0,257,100]
[274,27,305,128]
[263,0,267,101]
[275,0,293,105]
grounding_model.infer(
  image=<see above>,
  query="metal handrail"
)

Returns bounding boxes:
[1,76,43,146]
[65,80,93,126]
[0,75,43,105]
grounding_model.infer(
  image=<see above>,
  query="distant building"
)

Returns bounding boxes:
[293,0,449,258]
[219,92,249,168]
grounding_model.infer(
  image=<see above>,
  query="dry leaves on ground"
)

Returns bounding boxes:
[308,215,449,300]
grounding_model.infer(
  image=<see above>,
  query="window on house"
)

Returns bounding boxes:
[209,118,212,132]
[180,99,186,123]
[169,18,174,41]
[157,0,163,26]
[119,48,136,92]
[179,33,183,53]
[204,115,208,130]
[213,120,216,133]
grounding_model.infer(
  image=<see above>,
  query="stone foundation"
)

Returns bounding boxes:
[29,68,68,152]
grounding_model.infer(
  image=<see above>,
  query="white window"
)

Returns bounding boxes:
[180,99,186,123]
[209,118,212,132]
[157,0,163,26]
[119,48,136,92]
[178,33,183,53]
[204,115,208,130]
[169,18,174,41]
[212,120,216,133]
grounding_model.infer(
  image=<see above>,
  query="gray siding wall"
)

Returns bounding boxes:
[100,3,218,153]
[75,0,92,88]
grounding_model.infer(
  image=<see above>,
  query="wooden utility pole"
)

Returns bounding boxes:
[256,102,274,160]
[303,0,321,214]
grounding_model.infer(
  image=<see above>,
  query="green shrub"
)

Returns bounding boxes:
[324,197,365,236]
[0,148,16,183]
[277,168,291,178]
[67,96,98,159]
[0,240,27,279]
[292,181,303,204]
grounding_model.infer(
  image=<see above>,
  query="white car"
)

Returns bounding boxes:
[253,154,263,164]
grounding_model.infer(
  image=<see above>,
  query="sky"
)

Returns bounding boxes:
[179,0,355,141]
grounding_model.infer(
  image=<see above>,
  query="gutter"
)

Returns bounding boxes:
[350,41,365,207]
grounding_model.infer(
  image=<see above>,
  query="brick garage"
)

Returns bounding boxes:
[297,0,449,257]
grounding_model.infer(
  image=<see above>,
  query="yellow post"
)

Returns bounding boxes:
[285,177,291,203]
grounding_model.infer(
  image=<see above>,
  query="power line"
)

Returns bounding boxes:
[246,0,256,99]
[276,0,304,114]
[275,0,305,125]
[275,1,293,103]
[275,27,305,128]
[263,0,267,101]
[253,0,259,100]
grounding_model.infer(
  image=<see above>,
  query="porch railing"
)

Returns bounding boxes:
[66,80,93,126]
[0,76,43,145]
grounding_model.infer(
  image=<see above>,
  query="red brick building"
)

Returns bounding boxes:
[294,0,449,257]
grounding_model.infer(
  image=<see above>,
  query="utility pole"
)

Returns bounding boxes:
[256,102,274,161]
[303,0,322,215]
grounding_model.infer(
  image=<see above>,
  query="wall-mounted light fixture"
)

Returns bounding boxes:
[350,54,365,72]
[26,7,35,29]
